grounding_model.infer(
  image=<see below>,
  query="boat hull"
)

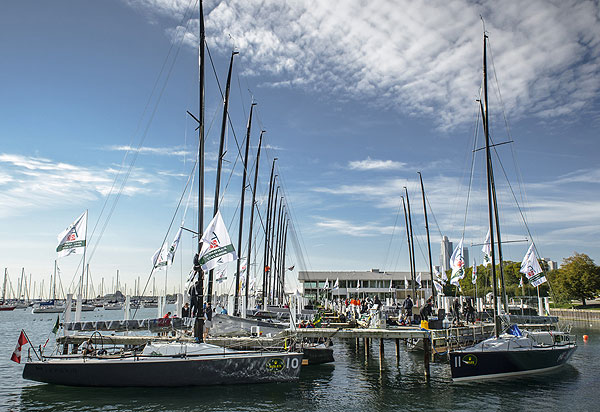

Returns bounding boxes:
[23,352,303,387]
[450,344,576,381]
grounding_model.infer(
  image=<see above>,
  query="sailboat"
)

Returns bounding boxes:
[1,269,16,311]
[21,0,302,387]
[449,31,576,382]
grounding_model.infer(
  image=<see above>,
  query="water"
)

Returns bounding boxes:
[1,309,598,412]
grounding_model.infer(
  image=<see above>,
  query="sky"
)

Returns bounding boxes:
[1,0,599,298]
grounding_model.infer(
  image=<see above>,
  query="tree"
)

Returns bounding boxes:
[552,253,600,306]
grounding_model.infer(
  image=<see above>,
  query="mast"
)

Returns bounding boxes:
[418,172,436,303]
[404,187,417,301]
[208,50,238,305]
[269,191,282,304]
[280,219,289,303]
[273,204,285,303]
[195,0,207,340]
[53,261,57,301]
[401,196,414,299]
[2,268,7,304]
[262,158,277,308]
[234,103,256,315]
[245,131,264,310]
[483,33,501,337]
[490,159,509,312]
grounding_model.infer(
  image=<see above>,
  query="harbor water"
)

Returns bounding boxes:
[1,308,598,412]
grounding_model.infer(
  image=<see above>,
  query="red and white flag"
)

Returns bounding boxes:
[10,330,29,364]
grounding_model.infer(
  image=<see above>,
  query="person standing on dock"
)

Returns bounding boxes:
[452,298,461,326]
[402,295,413,323]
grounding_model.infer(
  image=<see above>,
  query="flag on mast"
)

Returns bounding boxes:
[472,259,478,285]
[167,227,183,265]
[404,278,409,290]
[415,272,422,288]
[433,280,443,294]
[323,278,330,290]
[56,211,87,258]
[432,266,445,284]
[389,279,393,292]
[333,278,339,290]
[198,211,238,272]
[520,244,547,287]
[519,276,524,288]
[482,229,492,265]
[151,242,169,269]
[450,238,465,286]
[356,280,361,292]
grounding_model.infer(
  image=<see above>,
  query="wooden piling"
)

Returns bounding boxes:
[379,338,384,370]
[423,336,431,381]
[395,338,400,365]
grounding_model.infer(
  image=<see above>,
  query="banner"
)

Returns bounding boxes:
[472,259,478,284]
[198,211,238,272]
[152,242,169,269]
[56,211,87,258]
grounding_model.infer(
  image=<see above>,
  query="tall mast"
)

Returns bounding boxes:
[195,0,206,341]
[401,197,414,299]
[268,189,281,304]
[490,160,509,312]
[418,172,436,303]
[53,261,57,301]
[483,33,501,337]
[280,220,289,303]
[404,187,417,301]
[245,131,264,310]
[208,50,238,305]
[234,103,256,315]
[262,158,277,308]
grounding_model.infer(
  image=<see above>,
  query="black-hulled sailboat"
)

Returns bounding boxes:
[21,1,302,386]
[449,31,576,382]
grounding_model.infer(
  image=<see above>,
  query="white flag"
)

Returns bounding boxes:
[389,279,393,292]
[472,259,478,285]
[519,276,524,288]
[450,238,465,286]
[434,280,443,293]
[356,280,361,292]
[482,229,492,265]
[198,211,238,272]
[56,211,87,258]
[152,242,169,269]
[323,278,330,290]
[333,278,339,290]
[167,227,183,265]
[416,272,422,288]
[215,267,227,283]
[432,266,445,284]
[404,278,409,290]
[520,244,547,287]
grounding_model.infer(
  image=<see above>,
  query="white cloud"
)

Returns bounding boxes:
[348,157,406,171]
[124,0,600,129]
[106,145,193,157]
[0,153,161,217]
[315,218,394,237]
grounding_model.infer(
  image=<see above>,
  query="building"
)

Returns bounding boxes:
[298,269,433,304]
[440,236,452,273]
[543,258,558,271]
[463,247,470,269]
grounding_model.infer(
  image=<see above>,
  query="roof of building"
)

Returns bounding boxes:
[298,270,433,281]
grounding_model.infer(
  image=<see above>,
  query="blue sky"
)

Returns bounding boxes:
[1,0,599,298]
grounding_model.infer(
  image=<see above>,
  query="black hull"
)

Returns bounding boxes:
[450,344,576,381]
[23,352,303,387]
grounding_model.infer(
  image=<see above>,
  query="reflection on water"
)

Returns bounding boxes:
[1,309,598,412]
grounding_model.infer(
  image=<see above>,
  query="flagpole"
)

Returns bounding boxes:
[21,330,41,361]
[80,210,88,303]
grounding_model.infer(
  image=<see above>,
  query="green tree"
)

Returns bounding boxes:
[553,253,600,306]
